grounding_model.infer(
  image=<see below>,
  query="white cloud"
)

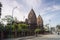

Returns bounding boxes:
[39,8,47,15]
[46,5,60,11]
[0,0,60,27]
[52,5,60,11]
[23,0,41,8]
[39,5,60,26]
[43,14,57,26]
[44,14,56,21]
[0,0,27,21]
[39,5,60,16]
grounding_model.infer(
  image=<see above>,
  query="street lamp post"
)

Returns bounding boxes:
[12,7,17,38]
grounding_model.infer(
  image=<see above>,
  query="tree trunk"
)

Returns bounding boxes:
[1,31,4,39]
[15,30,17,38]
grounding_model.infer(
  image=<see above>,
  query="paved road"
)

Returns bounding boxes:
[27,38,60,40]
[3,34,60,40]
[24,35,60,40]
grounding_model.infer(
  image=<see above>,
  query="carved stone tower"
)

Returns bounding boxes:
[37,15,44,32]
[28,9,37,31]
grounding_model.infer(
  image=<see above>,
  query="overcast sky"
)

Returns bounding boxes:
[0,0,60,27]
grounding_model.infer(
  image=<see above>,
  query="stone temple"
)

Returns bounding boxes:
[25,9,44,33]
[37,15,43,30]
[28,9,37,31]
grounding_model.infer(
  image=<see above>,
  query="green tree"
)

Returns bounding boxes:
[18,24,28,36]
[18,24,28,31]
[2,15,13,24]
[34,28,41,37]
[44,24,49,31]
[56,25,60,29]
[5,24,13,38]
[11,23,18,37]
[5,24,12,32]
[35,28,41,33]
[56,25,60,32]
[0,23,4,39]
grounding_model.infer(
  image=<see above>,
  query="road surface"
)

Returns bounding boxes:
[3,34,60,40]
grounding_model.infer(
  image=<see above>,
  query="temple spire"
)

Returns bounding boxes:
[37,15,43,28]
[28,9,37,24]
